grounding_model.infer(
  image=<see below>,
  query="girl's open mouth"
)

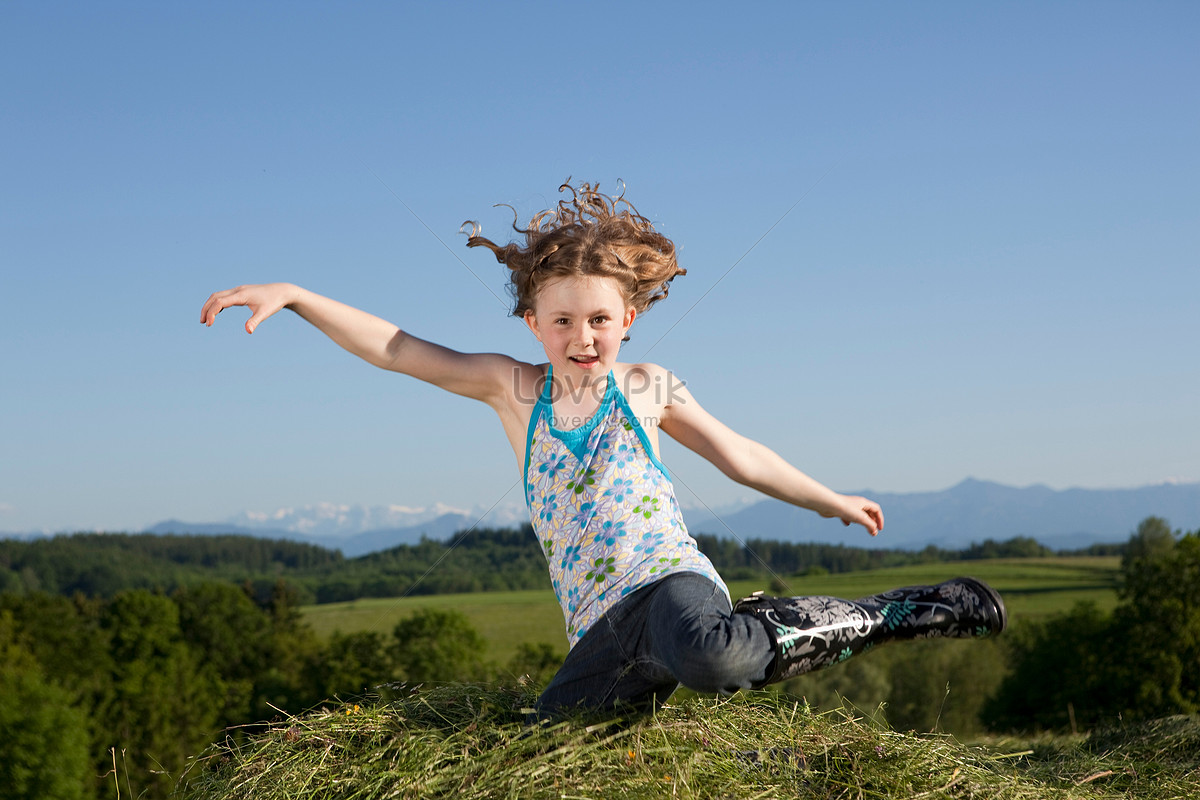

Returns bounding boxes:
[570,355,600,366]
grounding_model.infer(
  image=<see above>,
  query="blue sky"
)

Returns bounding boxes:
[3,1,1198,534]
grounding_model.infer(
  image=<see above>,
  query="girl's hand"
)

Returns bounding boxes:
[829,495,884,537]
[201,283,298,334]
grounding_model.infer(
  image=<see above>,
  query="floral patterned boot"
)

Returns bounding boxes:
[733,577,1007,687]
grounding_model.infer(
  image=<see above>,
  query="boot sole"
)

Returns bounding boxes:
[955,576,1008,635]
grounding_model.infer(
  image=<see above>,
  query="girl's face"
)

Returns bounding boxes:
[524,275,635,380]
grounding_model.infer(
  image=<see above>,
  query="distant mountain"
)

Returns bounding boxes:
[681,478,1200,550]
[146,519,297,540]
[63,478,1200,557]
[0,530,48,541]
[147,502,530,557]
[224,501,507,538]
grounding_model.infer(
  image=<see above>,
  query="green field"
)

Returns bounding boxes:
[301,556,1120,666]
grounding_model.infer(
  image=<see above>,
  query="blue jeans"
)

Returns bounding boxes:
[535,572,775,717]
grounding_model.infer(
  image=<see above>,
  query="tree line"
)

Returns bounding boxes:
[0,526,1111,603]
[0,580,563,800]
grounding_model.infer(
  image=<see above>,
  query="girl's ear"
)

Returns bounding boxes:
[622,306,637,333]
[523,309,542,341]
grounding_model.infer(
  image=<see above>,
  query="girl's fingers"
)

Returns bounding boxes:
[245,301,286,334]
[201,292,230,324]
[201,288,253,326]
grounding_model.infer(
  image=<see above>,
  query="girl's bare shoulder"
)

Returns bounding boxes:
[612,361,683,416]
[494,357,546,401]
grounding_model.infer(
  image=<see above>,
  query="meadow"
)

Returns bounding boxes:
[302,555,1120,665]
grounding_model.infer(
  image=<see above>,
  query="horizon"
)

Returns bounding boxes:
[4,3,1197,534]
[4,474,1199,539]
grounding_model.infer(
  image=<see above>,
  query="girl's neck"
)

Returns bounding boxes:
[549,363,609,410]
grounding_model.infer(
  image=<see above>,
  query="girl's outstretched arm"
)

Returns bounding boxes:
[658,375,884,536]
[200,283,518,403]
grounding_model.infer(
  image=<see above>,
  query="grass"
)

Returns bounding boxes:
[176,684,1200,799]
[301,556,1121,665]
[303,590,570,665]
[190,557,1184,798]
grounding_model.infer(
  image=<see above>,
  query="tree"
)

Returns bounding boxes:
[1111,530,1200,717]
[1120,516,1177,575]
[884,638,1005,734]
[0,591,114,775]
[99,591,222,799]
[983,602,1116,730]
[779,638,1005,735]
[248,580,327,717]
[389,608,489,683]
[0,611,92,800]
[986,518,1200,731]
[505,642,563,686]
[318,630,394,698]
[174,582,275,728]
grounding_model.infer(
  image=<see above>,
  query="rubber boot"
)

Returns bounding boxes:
[733,577,1007,687]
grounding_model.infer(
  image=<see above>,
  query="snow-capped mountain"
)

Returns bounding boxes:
[100,479,1200,557]
[147,502,531,556]
[226,501,528,538]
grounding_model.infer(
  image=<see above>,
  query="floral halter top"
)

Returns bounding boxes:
[524,367,729,647]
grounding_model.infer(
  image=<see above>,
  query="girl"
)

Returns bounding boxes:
[200,182,1006,717]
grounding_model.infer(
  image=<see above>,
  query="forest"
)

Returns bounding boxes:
[0,524,1119,602]
[0,519,1194,800]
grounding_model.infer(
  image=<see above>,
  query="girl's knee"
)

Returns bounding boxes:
[672,647,766,695]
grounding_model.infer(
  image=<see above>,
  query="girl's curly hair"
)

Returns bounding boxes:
[463,181,685,320]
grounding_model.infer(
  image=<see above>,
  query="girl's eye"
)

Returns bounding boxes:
[591,316,608,325]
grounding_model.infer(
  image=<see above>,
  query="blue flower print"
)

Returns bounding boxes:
[565,584,582,613]
[632,530,665,557]
[559,544,583,572]
[595,431,616,457]
[538,454,569,481]
[605,478,635,505]
[593,519,627,547]
[537,491,559,523]
[571,501,595,529]
[607,443,635,469]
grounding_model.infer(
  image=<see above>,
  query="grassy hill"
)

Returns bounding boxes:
[176,685,1200,799]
